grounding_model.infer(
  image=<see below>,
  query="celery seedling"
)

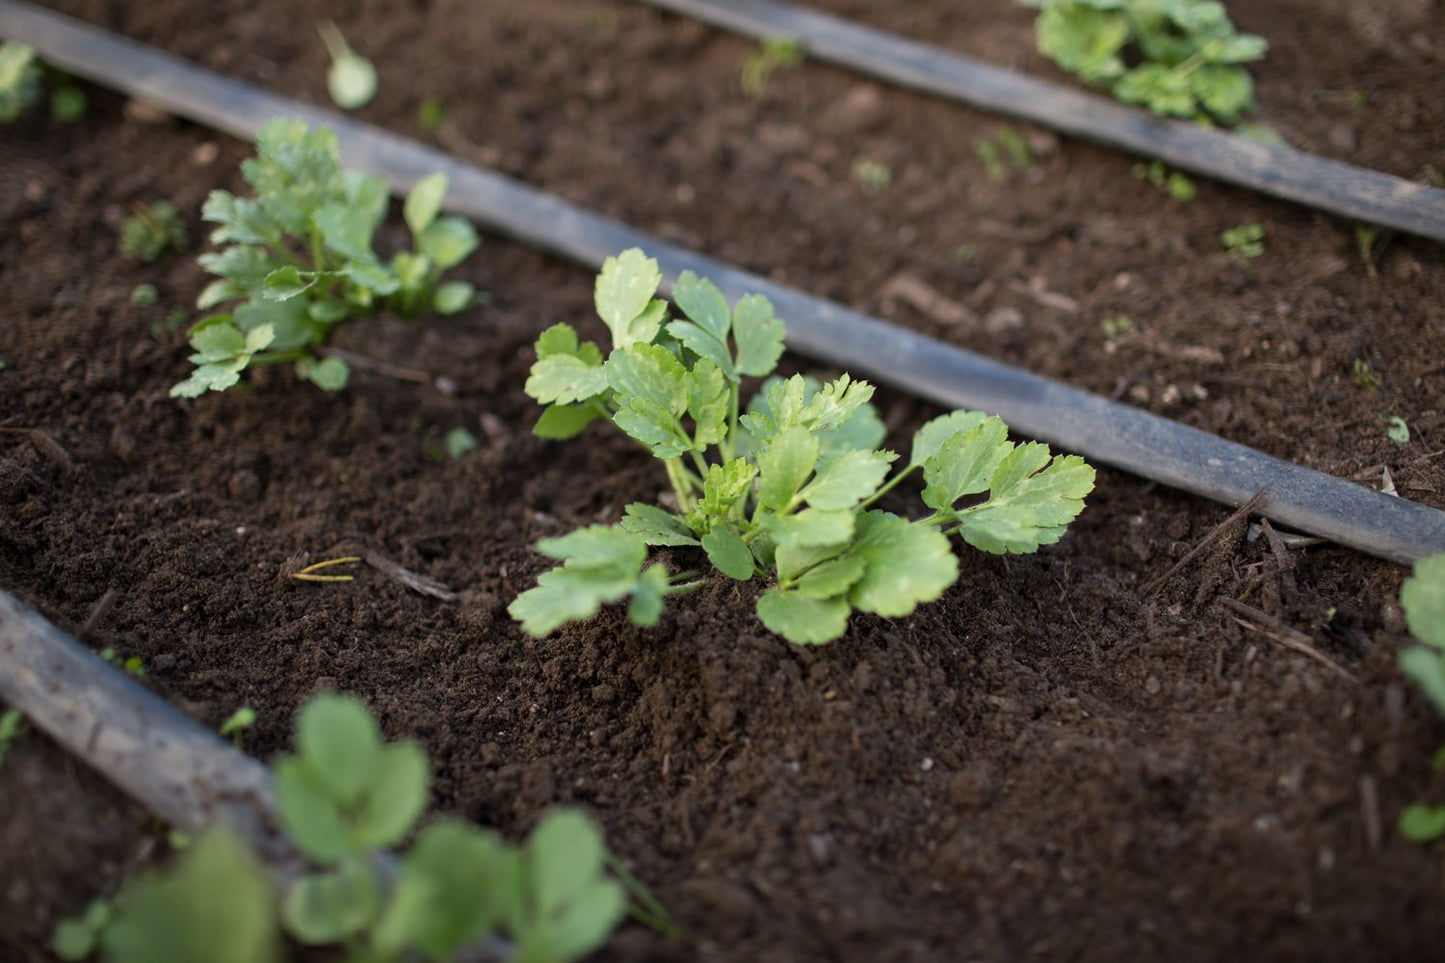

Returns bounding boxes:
[120,201,188,263]
[510,249,1095,645]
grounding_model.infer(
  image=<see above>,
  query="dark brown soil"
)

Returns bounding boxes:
[3,1,1444,961]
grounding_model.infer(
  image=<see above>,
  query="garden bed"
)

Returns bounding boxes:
[2,0,1444,960]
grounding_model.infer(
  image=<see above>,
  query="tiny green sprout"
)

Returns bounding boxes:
[1221,223,1265,259]
[120,201,187,263]
[1132,161,1195,201]
[0,708,25,769]
[1399,554,1445,844]
[1100,314,1134,339]
[130,283,160,307]
[319,21,377,110]
[1387,416,1410,445]
[98,647,146,678]
[511,249,1095,645]
[445,427,478,459]
[1352,358,1381,392]
[1025,0,1267,125]
[52,898,112,962]
[975,128,1033,181]
[0,41,40,122]
[219,706,257,746]
[851,158,892,196]
[741,36,803,98]
[49,82,85,123]
[416,96,445,133]
[1354,224,1390,278]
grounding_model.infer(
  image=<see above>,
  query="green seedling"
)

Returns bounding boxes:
[219,707,257,747]
[130,283,160,307]
[974,128,1033,181]
[1100,314,1134,339]
[1354,224,1391,279]
[1386,416,1410,445]
[1352,359,1381,392]
[177,119,479,397]
[52,899,112,962]
[445,427,478,459]
[98,647,145,678]
[0,708,25,769]
[510,249,1095,645]
[851,158,892,196]
[1023,0,1267,125]
[1132,160,1196,201]
[1398,554,1445,843]
[50,82,85,123]
[416,96,445,133]
[0,41,40,122]
[319,21,377,110]
[120,201,188,263]
[1221,222,1264,259]
[741,37,803,98]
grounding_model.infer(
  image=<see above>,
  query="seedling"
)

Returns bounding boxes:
[130,283,160,307]
[319,21,377,110]
[120,201,188,263]
[974,128,1033,181]
[1352,359,1381,392]
[176,119,479,396]
[445,427,478,459]
[1132,161,1196,201]
[1100,314,1134,339]
[851,158,892,196]
[290,556,361,583]
[1221,223,1264,259]
[0,708,25,769]
[49,82,85,123]
[0,41,40,122]
[219,707,257,747]
[741,37,803,98]
[1386,416,1410,445]
[1022,0,1267,125]
[1398,554,1445,842]
[416,96,446,133]
[98,647,145,678]
[510,250,1094,645]
[51,899,113,962]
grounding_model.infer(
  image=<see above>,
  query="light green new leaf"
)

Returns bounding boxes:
[687,357,730,446]
[732,293,785,377]
[800,448,895,510]
[404,172,448,236]
[702,525,755,580]
[529,809,609,921]
[848,512,958,618]
[189,320,248,361]
[525,354,610,406]
[281,858,380,945]
[313,203,377,264]
[296,693,381,807]
[102,832,278,963]
[606,342,688,413]
[921,417,1011,511]
[613,398,693,458]
[434,281,476,315]
[628,563,671,627]
[697,459,758,523]
[1037,4,1128,82]
[534,404,601,440]
[954,449,1095,554]
[296,355,349,392]
[621,503,699,547]
[1399,803,1445,843]
[596,248,663,349]
[672,271,732,341]
[909,410,991,469]
[1402,554,1445,649]
[417,217,479,270]
[1400,648,1445,717]
[768,507,856,550]
[756,589,851,645]
[1193,64,1254,122]
[535,323,603,364]
[757,426,819,511]
[536,524,647,569]
[800,375,875,432]
[352,741,430,850]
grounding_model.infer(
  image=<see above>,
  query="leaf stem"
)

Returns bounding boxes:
[861,464,917,509]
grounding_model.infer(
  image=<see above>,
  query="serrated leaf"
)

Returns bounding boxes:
[954,449,1095,554]
[510,567,638,636]
[733,293,785,377]
[606,342,688,413]
[800,375,875,432]
[614,398,692,458]
[281,858,380,945]
[525,354,610,406]
[596,248,663,349]
[534,403,601,440]
[757,426,819,511]
[800,448,894,510]
[620,503,699,547]
[1037,4,1128,82]
[189,321,247,361]
[404,172,448,236]
[273,758,351,864]
[352,741,429,849]
[756,589,851,644]
[170,360,246,398]
[698,459,758,523]
[296,693,381,807]
[417,217,479,270]
[1402,555,1445,649]
[848,512,958,618]
[672,270,732,340]
[921,417,1011,511]
[262,266,323,301]
[688,357,730,446]
[703,525,755,580]
[313,203,377,263]
[768,507,856,550]
[536,524,647,569]
[910,410,991,469]
[666,319,735,381]
[823,396,887,458]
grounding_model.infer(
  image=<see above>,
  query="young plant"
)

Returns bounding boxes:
[175,118,479,397]
[1398,554,1445,842]
[510,249,1095,645]
[0,41,40,122]
[0,707,25,769]
[120,201,188,263]
[54,693,629,963]
[1022,0,1267,125]
[1132,161,1196,201]
[319,21,378,110]
[740,37,803,98]
[1220,222,1265,259]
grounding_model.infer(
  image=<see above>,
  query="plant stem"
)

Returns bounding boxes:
[860,464,917,509]
[663,458,696,513]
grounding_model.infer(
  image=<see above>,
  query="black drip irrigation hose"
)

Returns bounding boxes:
[3,0,1444,566]
[637,0,1445,244]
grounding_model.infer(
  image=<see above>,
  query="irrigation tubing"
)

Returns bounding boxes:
[636,0,1445,243]
[3,0,1444,568]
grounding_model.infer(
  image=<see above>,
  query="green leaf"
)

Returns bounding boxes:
[295,693,381,807]
[535,323,604,364]
[352,741,430,850]
[1400,648,1445,716]
[1037,4,1128,83]
[921,416,1011,511]
[672,270,732,341]
[606,343,688,413]
[1193,64,1254,122]
[791,554,867,600]
[768,508,856,550]
[756,589,851,644]
[757,426,819,511]
[702,525,755,580]
[534,403,601,440]
[536,525,648,569]
[1402,554,1445,649]
[371,821,510,959]
[342,171,390,232]
[515,877,627,963]
[417,217,479,270]
[910,410,991,469]
[527,809,610,921]
[313,203,378,264]
[621,503,699,547]
[274,758,351,865]
[628,563,671,627]
[848,512,959,618]
[732,293,785,377]
[525,354,610,406]
[596,248,664,349]
[281,858,380,945]
[1399,803,1445,842]
[687,357,730,447]
[321,22,377,109]
[799,375,875,432]
[510,526,651,635]
[1212,32,1268,64]
[405,172,448,236]
[613,397,693,459]
[434,281,476,315]
[296,355,350,392]
[665,322,734,381]
[102,832,277,963]
[261,266,319,301]
[699,459,758,522]
[52,899,110,962]
[800,449,895,510]
[953,447,1096,554]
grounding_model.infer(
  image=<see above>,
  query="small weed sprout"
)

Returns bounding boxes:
[1132,161,1196,201]
[416,96,445,133]
[1023,0,1267,124]
[1352,359,1381,392]
[0,708,25,769]
[1398,554,1445,842]
[120,201,188,263]
[851,158,892,196]
[1220,223,1265,259]
[510,249,1094,645]
[219,707,257,747]
[741,37,803,98]
[974,128,1033,181]
[0,41,40,122]
[1386,416,1410,445]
